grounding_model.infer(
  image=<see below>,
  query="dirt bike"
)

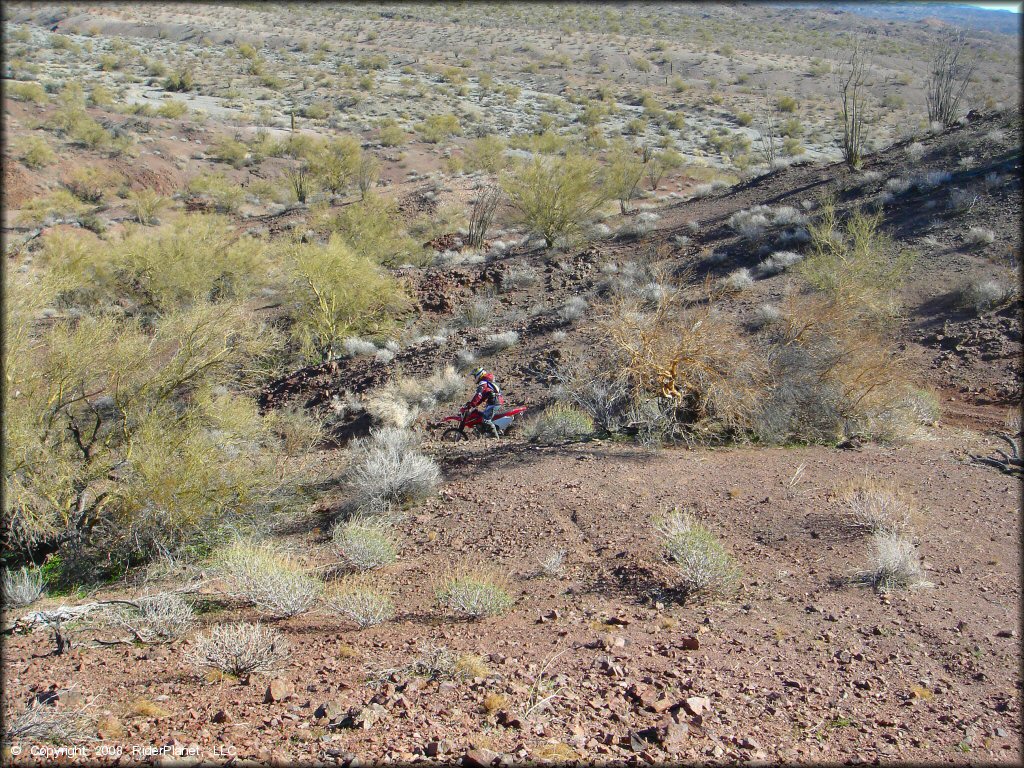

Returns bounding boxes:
[441,405,528,441]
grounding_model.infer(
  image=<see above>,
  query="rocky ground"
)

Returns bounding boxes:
[2,4,1022,766]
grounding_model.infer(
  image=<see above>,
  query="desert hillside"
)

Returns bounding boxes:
[2,3,1021,765]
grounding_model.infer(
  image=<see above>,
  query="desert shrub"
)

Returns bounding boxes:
[18,136,57,168]
[4,696,91,744]
[312,135,360,193]
[187,172,245,213]
[156,99,188,119]
[463,134,508,174]
[600,295,766,438]
[604,140,647,214]
[16,189,89,226]
[3,291,290,575]
[776,95,798,113]
[728,205,772,238]
[416,113,462,143]
[537,549,566,577]
[722,268,754,292]
[64,166,123,203]
[956,277,1013,313]
[379,122,407,147]
[187,622,290,680]
[8,80,49,103]
[317,194,422,266]
[524,404,594,443]
[287,234,409,362]
[856,533,923,591]
[2,566,45,608]
[840,482,915,535]
[560,296,588,323]
[113,592,196,643]
[213,136,249,168]
[757,250,803,277]
[347,428,441,512]
[483,331,519,353]
[964,227,995,247]
[328,576,395,628]
[332,518,397,570]
[501,265,537,291]
[163,68,195,92]
[436,566,514,619]
[906,142,925,162]
[656,508,739,599]
[127,189,168,225]
[214,540,322,618]
[616,211,660,240]
[503,154,607,247]
[749,303,783,330]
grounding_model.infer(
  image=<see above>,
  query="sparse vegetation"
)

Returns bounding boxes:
[524,404,594,443]
[328,576,395,628]
[332,518,398,570]
[436,566,515,619]
[656,508,739,599]
[187,622,290,680]
[214,540,322,618]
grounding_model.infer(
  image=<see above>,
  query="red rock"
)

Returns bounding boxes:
[463,747,500,767]
[683,696,710,717]
[264,678,293,703]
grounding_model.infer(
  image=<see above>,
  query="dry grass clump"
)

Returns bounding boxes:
[4,694,92,743]
[332,518,397,570]
[502,265,538,291]
[347,427,441,511]
[187,622,290,681]
[656,508,739,599]
[856,533,924,592]
[2,566,45,608]
[214,540,322,618]
[436,565,515,619]
[964,227,995,247]
[757,250,803,277]
[455,654,491,678]
[327,576,395,628]
[560,296,588,324]
[722,267,754,292]
[114,592,196,643]
[524,404,594,443]
[482,331,520,353]
[839,481,916,535]
[728,205,772,238]
[956,277,1015,313]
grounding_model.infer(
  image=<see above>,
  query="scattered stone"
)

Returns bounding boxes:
[463,747,500,767]
[264,678,293,703]
[211,710,231,724]
[683,696,710,717]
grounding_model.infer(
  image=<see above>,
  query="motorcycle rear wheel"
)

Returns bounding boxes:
[441,427,468,443]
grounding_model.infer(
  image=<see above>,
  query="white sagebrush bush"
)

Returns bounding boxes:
[187,622,290,679]
[332,517,397,570]
[964,227,995,247]
[348,427,441,510]
[215,540,322,618]
[524,403,594,443]
[483,330,519,352]
[749,303,783,329]
[502,265,538,291]
[757,250,803,276]
[915,170,951,190]
[115,592,196,643]
[728,205,772,238]
[905,142,924,162]
[560,296,588,323]
[858,533,923,591]
[723,267,754,291]
[958,277,1012,312]
[884,177,912,195]
[771,206,805,226]
[656,509,739,598]
[328,576,395,628]
[343,337,379,357]
[4,695,91,743]
[2,566,45,608]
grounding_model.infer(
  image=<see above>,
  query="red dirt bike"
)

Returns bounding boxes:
[441,405,528,441]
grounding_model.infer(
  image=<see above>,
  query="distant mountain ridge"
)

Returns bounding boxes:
[792,2,1021,36]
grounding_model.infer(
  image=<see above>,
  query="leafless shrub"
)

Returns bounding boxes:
[328,576,395,628]
[458,297,494,328]
[2,566,45,608]
[332,518,397,570]
[947,188,978,213]
[4,693,92,744]
[855,533,924,591]
[187,622,290,680]
[343,337,379,357]
[926,31,977,128]
[835,40,869,170]
[728,205,771,238]
[114,593,196,643]
[501,265,537,291]
[771,206,806,226]
[749,304,783,330]
[466,185,502,249]
[537,550,566,577]
[905,142,925,162]
[348,427,441,510]
[722,267,754,292]
[656,508,739,599]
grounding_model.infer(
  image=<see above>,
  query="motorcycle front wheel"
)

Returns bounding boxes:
[441,427,468,443]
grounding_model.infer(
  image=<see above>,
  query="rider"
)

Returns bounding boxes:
[464,366,505,431]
